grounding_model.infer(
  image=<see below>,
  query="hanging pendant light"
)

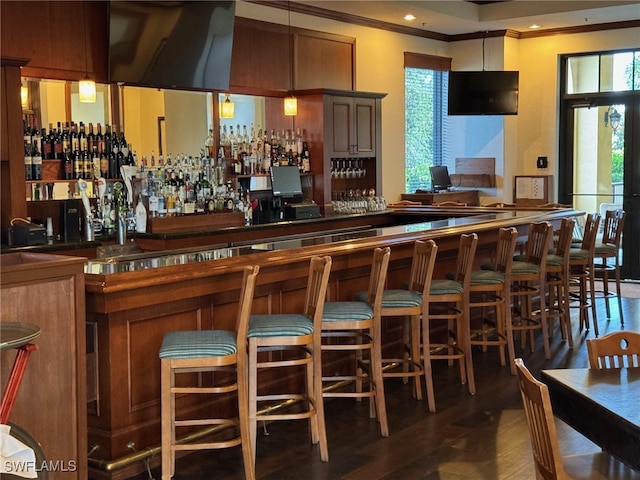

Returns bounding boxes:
[79,2,96,103]
[21,79,28,108]
[284,2,297,116]
[79,76,97,103]
[220,94,235,118]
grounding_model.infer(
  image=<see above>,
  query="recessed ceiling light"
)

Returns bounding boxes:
[404,14,416,21]
[529,24,541,29]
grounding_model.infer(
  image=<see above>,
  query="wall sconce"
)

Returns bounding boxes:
[220,94,235,118]
[604,107,621,132]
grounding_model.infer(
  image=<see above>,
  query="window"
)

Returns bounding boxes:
[404,53,451,193]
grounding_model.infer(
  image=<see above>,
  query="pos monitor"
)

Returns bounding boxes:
[429,165,452,192]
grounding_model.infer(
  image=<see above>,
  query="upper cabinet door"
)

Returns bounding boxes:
[327,95,376,158]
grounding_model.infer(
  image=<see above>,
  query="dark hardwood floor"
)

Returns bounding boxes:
[131,290,639,480]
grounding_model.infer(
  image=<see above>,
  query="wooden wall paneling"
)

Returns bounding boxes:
[295,30,355,90]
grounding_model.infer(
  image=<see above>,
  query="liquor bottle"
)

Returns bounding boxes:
[82,149,92,179]
[302,142,311,173]
[104,124,112,156]
[111,126,120,156]
[32,139,42,180]
[120,131,128,157]
[108,150,118,179]
[91,147,100,179]
[126,144,135,166]
[62,148,73,180]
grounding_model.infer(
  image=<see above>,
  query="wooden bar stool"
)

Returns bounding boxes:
[546,217,576,347]
[375,240,438,409]
[469,227,518,375]
[322,247,391,436]
[594,209,626,322]
[508,221,553,358]
[159,265,259,480]
[424,233,478,410]
[247,256,332,462]
[569,213,601,335]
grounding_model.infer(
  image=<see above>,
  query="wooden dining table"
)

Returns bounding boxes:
[541,367,640,471]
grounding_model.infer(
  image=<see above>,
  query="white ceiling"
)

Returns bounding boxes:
[294,1,640,35]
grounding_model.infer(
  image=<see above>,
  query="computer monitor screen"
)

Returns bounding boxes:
[429,166,452,192]
[270,165,303,198]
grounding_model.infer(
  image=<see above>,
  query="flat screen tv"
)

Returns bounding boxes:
[448,71,519,115]
[429,165,452,192]
[109,1,235,90]
[270,165,303,199]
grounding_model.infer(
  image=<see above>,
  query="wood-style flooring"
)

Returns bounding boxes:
[130,290,640,480]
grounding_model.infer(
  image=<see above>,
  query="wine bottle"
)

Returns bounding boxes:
[70,122,79,153]
[79,122,88,154]
[32,139,42,180]
[24,136,33,181]
[62,148,73,180]
[43,125,53,160]
[96,123,104,155]
[104,124,112,155]
[82,149,92,179]
[53,122,62,160]
[87,123,95,154]
[73,148,83,180]
[99,149,109,178]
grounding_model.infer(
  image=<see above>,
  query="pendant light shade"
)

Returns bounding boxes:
[79,77,97,103]
[284,95,297,116]
[21,84,28,108]
[220,94,235,118]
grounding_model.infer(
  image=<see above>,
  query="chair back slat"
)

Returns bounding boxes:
[586,331,640,369]
[525,222,553,266]
[580,213,601,253]
[493,227,519,276]
[450,233,478,288]
[514,358,566,480]
[555,218,576,260]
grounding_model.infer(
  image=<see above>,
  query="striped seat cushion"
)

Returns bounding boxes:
[159,330,236,359]
[511,261,541,276]
[430,279,464,296]
[594,243,617,256]
[470,269,505,286]
[354,289,423,309]
[569,248,590,260]
[323,301,373,322]
[546,254,565,267]
[248,314,314,337]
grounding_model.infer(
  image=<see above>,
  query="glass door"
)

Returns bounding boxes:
[562,98,639,279]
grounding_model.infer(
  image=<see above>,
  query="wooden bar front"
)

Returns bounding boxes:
[84,209,578,479]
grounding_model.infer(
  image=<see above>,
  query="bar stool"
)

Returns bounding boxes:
[546,217,576,347]
[508,221,553,358]
[424,233,478,409]
[321,247,391,436]
[159,265,259,480]
[375,240,438,410]
[469,227,518,375]
[247,256,332,462]
[569,213,601,335]
[594,209,625,321]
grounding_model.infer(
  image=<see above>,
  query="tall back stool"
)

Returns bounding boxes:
[159,265,259,480]
[247,256,332,462]
[594,209,626,322]
[424,233,478,410]
[509,221,553,358]
[375,240,438,409]
[469,227,518,375]
[546,218,576,347]
[569,213,601,335]
[322,247,391,436]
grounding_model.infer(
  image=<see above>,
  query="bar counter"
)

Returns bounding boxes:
[82,207,580,479]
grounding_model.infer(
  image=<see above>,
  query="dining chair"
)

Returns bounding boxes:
[586,330,640,369]
[469,227,518,375]
[546,218,576,348]
[247,256,332,462]
[322,247,391,437]
[514,358,640,480]
[569,213,601,335]
[159,265,259,480]
[593,209,626,321]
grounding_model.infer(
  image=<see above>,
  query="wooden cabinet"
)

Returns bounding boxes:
[297,89,385,212]
[1,253,87,480]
